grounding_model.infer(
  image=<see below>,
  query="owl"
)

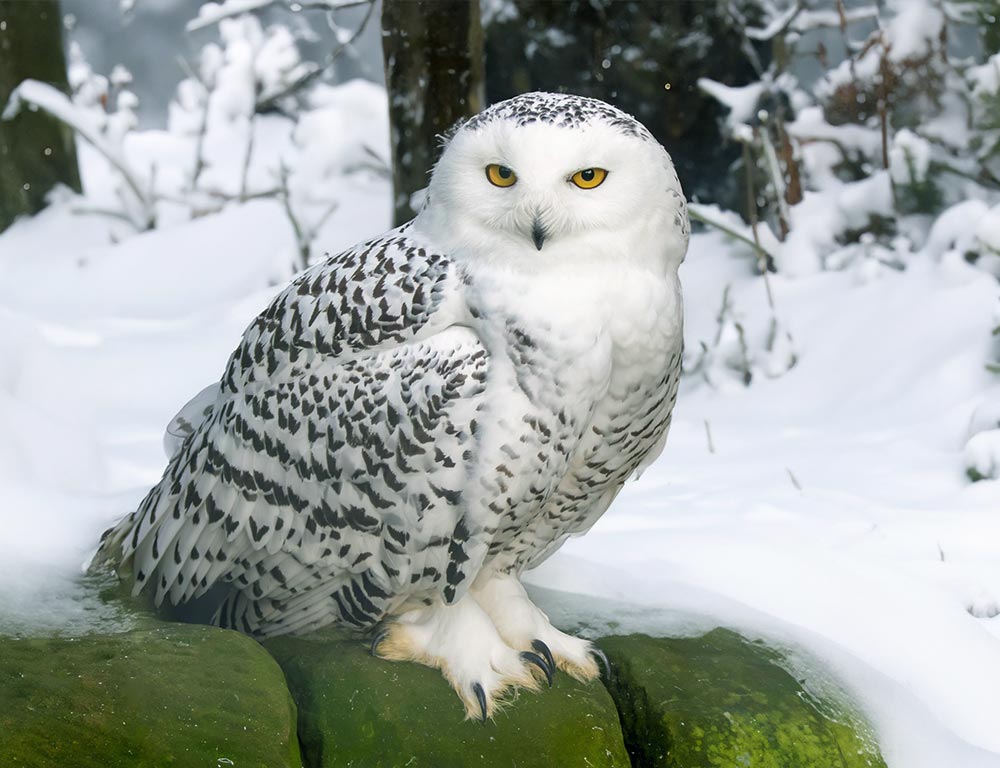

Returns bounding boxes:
[95,92,689,720]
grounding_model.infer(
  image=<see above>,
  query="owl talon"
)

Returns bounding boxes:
[472,682,488,724]
[589,646,611,679]
[520,650,553,687]
[531,639,556,678]
[370,628,388,657]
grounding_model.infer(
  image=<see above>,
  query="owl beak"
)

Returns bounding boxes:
[531,217,547,251]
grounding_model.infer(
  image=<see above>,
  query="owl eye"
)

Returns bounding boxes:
[570,168,608,189]
[486,164,517,187]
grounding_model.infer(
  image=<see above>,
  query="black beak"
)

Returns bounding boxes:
[531,218,546,251]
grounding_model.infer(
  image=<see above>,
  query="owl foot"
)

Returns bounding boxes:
[471,575,602,682]
[371,597,546,721]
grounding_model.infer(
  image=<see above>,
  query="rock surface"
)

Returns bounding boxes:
[1,584,889,768]
[599,629,887,768]
[0,623,301,768]
[265,628,631,768]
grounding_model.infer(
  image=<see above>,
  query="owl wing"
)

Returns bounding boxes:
[97,228,493,635]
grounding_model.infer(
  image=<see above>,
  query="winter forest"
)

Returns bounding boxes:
[2,0,1000,766]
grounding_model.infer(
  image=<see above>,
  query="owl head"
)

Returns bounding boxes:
[418,92,689,273]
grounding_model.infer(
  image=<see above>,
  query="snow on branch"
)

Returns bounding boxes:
[2,79,155,229]
[745,1,878,41]
[697,78,764,128]
[187,0,371,32]
[745,1,802,41]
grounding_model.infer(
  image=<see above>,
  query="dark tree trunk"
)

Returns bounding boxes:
[381,0,484,226]
[0,0,81,233]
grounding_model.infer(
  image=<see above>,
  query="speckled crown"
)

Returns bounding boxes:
[463,91,654,142]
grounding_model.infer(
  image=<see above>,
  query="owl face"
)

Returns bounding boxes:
[421,93,689,273]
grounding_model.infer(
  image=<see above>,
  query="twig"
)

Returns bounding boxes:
[176,56,213,193]
[688,204,779,267]
[726,0,765,77]
[713,284,732,347]
[277,164,338,271]
[279,181,310,271]
[704,420,716,454]
[239,117,256,201]
[733,321,753,386]
[69,204,142,227]
[786,467,802,490]
[742,141,778,300]
[757,123,792,239]
[929,160,1000,192]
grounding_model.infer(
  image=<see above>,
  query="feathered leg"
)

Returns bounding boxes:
[470,574,605,682]
[372,596,549,721]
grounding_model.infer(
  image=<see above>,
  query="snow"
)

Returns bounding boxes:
[886,0,945,63]
[926,200,991,259]
[889,127,932,186]
[696,78,764,127]
[3,79,1000,768]
[969,53,1000,102]
[977,204,1000,255]
[965,430,1000,480]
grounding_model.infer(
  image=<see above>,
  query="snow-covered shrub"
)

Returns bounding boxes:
[2,1,379,269]
[968,51,1000,191]
[889,128,941,215]
[698,0,1000,278]
[689,0,1000,405]
[965,428,1000,481]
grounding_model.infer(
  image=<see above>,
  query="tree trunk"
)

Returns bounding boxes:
[0,0,81,234]
[381,0,484,226]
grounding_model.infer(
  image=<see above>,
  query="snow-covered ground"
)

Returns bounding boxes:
[2,79,1000,768]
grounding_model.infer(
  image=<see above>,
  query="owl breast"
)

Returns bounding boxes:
[469,265,683,576]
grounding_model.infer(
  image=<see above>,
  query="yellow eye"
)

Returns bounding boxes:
[570,168,608,189]
[486,164,517,187]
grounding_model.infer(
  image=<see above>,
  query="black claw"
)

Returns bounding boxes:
[590,646,611,679]
[472,682,488,724]
[531,639,556,677]
[369,629,388,658]
[521,650,554,687]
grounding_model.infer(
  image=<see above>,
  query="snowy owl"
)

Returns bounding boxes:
[96,92,689,720]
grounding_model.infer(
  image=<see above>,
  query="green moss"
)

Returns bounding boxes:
[264,628,630,768]
[0,624,301,768]
[598,629,886,768]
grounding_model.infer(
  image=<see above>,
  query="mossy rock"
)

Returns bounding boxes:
[0,623,301,768]
[264,628,630,768]
[598,629,886,768]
